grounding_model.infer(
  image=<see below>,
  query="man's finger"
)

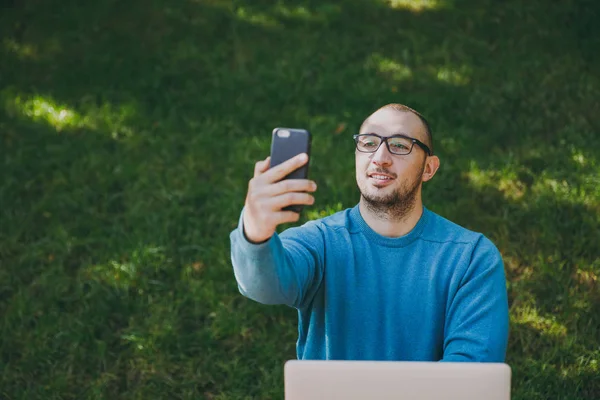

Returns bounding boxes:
[267,179,317,197]
[262,153,308,183]
[271,192,315,210]
[274,211,301,225]
[253,156,271,177]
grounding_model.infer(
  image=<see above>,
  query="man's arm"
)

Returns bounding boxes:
[229,153,321,309]
[442,236,509,362]
[230,214,324,308]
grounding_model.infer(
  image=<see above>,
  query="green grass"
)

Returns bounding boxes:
[1,0,599,398]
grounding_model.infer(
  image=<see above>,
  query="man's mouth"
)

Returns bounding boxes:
[369,174,393,180]
[367,171,396,185]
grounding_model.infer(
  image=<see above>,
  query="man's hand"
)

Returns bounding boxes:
[243,153,317,243]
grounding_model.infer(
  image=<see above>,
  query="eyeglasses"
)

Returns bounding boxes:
[353,133,432,156]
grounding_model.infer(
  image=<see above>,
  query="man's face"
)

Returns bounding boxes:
[355,108,430,213]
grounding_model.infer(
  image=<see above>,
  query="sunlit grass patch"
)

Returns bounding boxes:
[367,53,413,81]
[465,157,599,207]
[557,354,600,380]
[386,0,444,12]
[2,90,138,139]
[275,5,313,20]
[274,4,341,21]
[574,268,599,289]
[306,202,344,221]
[83,260,139,291]
[532,176,599,208]
[80,246,169,291]
[571,150,588,167]
[465,161,526,201]
[435,65,471,85]
[512,305,568,338]
[235,7,282,28]
[6,94,81,131]
[233,4,340,26]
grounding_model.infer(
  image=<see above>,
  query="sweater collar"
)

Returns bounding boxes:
[349,204,429,248]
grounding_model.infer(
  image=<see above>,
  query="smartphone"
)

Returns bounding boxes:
[270,127,312,213]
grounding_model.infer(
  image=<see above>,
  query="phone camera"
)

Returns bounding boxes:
[277,129,291,138]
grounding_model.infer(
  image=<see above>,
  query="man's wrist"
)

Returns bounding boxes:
[242,225,271,245]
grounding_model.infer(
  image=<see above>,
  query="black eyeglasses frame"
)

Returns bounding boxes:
[353,133,432,156]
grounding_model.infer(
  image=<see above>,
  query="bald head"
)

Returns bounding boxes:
[360,104,433,154]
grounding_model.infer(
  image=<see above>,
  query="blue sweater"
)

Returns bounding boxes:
[230,206,509,362]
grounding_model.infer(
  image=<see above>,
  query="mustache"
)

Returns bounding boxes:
[367,168,397,179]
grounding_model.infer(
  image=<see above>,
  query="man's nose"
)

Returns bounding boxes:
[371,141,393,166]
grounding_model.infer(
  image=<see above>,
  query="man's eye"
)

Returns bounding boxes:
[362,140,377,147]
[390,142,408,149]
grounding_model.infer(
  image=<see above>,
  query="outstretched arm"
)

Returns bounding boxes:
[230,216,324,308]
[230,153,322,309]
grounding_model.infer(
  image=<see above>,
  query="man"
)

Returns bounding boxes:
[230,104,509,362]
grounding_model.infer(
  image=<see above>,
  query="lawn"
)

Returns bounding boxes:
[1,0,599,398]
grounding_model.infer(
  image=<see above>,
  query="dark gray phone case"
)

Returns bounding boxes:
[270,127,312,213]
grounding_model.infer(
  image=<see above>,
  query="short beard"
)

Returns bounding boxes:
[359,162,425,222]
[361,179,421,222]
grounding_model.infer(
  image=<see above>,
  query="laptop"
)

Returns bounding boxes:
[284,360,511,400]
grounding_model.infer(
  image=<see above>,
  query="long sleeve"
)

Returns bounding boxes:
[442,236,510,362]
[230,210,325,309]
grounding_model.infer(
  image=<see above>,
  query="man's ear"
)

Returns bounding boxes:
[422,155,440,182]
